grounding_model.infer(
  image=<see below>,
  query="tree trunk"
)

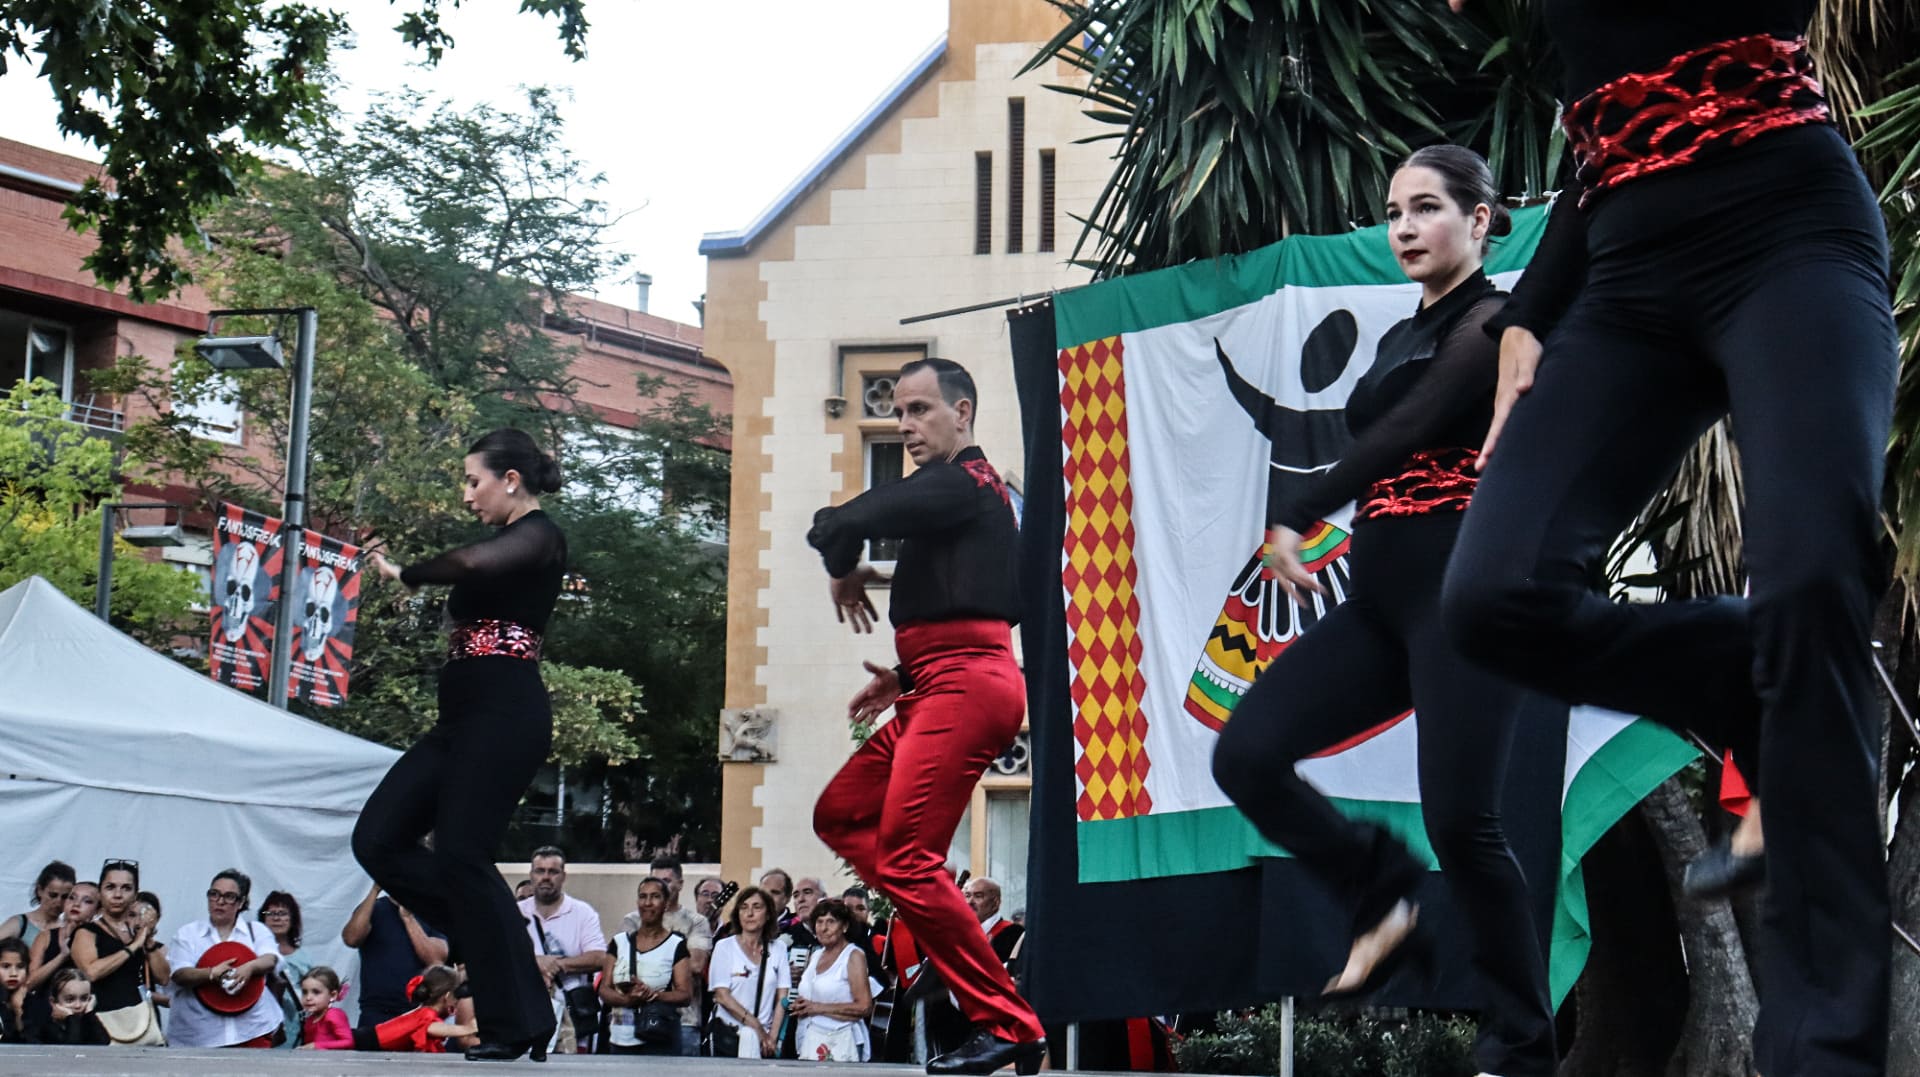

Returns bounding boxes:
[1880,596,1920,1076]
[1558,807,1688,1077]
[1891,751,1920,1075]
[1638,778,1759,1076]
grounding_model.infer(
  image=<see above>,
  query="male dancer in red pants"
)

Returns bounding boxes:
[809,357,1046,1076]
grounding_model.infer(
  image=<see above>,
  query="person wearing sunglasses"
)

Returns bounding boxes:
[71,860,167,1046]
[167,869,282,1047]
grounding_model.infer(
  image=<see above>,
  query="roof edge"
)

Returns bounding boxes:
[699,34,948,258]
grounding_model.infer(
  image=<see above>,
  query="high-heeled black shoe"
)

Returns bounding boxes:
[1321,900,1436,1001]
[927,1028,1047,1075]
[1682,839,1764,899]
[463,1036,549,1062]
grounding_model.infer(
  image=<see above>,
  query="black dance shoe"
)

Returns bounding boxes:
[1321,900,1436,1001]
[1681,839,1765,899]
[463,1036,549,1062]
[927,1028,1047,1076]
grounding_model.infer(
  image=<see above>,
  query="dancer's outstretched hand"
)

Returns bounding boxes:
[848,661,901,727]
[1478,325,1542,469]
[1262,525,1325,611]
[369,551,412,591]
[829,565,881,634]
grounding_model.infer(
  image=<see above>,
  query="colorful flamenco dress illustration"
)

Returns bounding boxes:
[1185,312,1361,731]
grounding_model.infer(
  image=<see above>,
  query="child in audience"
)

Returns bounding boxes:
[35,969,107,1045]
[296,967,353,1050]
[0,938,29,1041]
[356,965,473,1052]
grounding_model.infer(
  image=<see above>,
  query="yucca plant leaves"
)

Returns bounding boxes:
[1023,0,1566,275]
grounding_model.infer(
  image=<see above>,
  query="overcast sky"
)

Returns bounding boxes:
[0,0,952,326]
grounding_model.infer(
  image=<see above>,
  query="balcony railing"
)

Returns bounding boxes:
[67,396,125,434]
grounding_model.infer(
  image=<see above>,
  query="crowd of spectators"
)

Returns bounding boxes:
[0,853,1029,1061]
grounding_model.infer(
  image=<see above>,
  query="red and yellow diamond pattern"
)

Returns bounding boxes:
[1060,337,1152,823]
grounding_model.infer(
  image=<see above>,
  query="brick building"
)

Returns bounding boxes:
[0,135,728,593]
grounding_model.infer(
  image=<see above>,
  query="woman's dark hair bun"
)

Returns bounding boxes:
[468,427,564,493]
[1487,202,1514,238]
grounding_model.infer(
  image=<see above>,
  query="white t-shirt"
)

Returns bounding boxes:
[165,918,283,1047]
[519,894,607,994]
[706,933,790,1053]
[797,944,871,1061]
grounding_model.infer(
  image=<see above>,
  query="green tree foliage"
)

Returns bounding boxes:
[0,381,202,644]
[103,90,725,850]
[0,0,589,302]
[1173,1006,1475,1077]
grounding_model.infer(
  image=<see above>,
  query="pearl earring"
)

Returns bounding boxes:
[507,485,516,494]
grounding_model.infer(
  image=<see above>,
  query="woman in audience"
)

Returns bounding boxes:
[259,891,311,1048]
[73,861,168,1045]
[600,877,692,1056]
[707,886,789,1058]
[24,880,98,1031]
[166,868,281,1047]
[792,899,874,1062]
[0,862,75,948]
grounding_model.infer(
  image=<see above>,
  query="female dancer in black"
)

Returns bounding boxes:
[1440,4,1895,1073]
[361,427,568,1062]
[1211,146,1555,1077]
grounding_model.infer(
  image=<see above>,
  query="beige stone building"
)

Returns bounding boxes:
[700,0,1110,914]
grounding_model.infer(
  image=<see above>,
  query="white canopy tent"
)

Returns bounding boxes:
[0,575,398,1015]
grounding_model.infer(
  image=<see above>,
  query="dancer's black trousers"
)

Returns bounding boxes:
[1442,125,1894,1076]
[1212,513,1556,1077]
[352,656,555,1045]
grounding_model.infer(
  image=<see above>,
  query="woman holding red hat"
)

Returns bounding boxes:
[165,868,282,1047]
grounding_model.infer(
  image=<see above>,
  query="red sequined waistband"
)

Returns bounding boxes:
[448,619,543,661]
[1564,34,1829,207]
[1357,448,1479,523]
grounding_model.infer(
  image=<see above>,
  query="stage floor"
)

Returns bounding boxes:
[0,1047,940,1075]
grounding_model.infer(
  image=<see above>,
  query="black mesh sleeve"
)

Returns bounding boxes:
[399,517,564,586]
[1276,297,1505,532]
[1487,180,1588,341]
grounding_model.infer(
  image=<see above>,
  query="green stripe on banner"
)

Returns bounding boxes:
[1076,717,1694,1011]
[1076,800,1439,883]
[1054,204,1549,350]
[1547,720,1699,1007]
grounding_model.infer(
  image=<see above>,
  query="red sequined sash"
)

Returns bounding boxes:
[1357,448,1479,522]
[448,619,543,661]
[1564,33,1829,206]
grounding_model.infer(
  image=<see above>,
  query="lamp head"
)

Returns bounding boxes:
[194,335,285,371]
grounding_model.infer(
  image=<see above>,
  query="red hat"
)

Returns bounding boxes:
[194,940,267,1014]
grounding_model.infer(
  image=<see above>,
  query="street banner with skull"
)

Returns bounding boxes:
[210,502,282,693]
[1009,205,1699,1022]
[289,530,362,707]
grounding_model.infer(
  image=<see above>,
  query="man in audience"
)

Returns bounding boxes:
[341,883,448,1028]
[693,877,727,932]
[841,886,883,968]
[759,869,794,927]
[518,846,606,1053]
[963,878,1023,971]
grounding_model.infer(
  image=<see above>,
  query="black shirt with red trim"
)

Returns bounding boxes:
[1491,1,1822,341]
[1274,271,1505,533]
[807,445,1021,628]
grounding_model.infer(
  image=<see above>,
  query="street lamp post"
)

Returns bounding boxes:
[94,502,187,621]
[195,307,317,710]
